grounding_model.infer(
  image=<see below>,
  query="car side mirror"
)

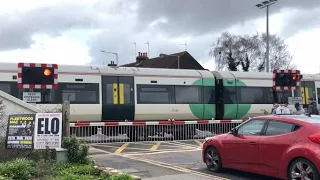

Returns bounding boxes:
[231,128,238,136]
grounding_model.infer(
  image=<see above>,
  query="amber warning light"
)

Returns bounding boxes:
[43,68,51,76]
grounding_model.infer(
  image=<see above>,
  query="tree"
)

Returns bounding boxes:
[209,31,295,72]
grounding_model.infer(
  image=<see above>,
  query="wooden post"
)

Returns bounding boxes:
[62,101,70,137]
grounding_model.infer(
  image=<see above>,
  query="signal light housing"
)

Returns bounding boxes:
[272,69,301,91]
[18,63,58,89]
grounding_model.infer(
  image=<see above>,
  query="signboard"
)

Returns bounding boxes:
[34,113,62,150]
[288,97,303,105]
[22,92,41,103]
[5,114,35,149]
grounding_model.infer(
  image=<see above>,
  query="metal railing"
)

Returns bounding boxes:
[69,120,246,143]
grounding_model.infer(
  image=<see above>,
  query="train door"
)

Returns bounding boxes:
[101,76,135,121]
[300,81,316,108]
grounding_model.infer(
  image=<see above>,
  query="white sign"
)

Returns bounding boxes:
[288,97,303,105]
[23,92,41,103]
[34,113,62,150]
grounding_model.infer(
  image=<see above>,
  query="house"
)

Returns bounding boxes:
[121,51,205,70]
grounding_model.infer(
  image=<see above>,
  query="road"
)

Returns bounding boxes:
[89,140,280,180]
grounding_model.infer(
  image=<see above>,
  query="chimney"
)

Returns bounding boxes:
[136,52,148,63]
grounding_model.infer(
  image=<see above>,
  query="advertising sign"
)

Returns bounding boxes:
[5,114,35,149]
[34,113,62,149]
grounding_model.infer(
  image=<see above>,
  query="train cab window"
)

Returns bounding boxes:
[137,85,173,104]
[174,86,201,104]
[18,89,57,104]
[59,83,99,104]
[203,86,215,104]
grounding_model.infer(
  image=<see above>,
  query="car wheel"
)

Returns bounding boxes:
[204,147,223,173]
[288,158,319,180]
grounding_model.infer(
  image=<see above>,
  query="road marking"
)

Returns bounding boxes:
[123,148,201,156]
[166,141,201,148]
[114,142,129,154]
[150,142,161,151]
[91,147,230,180]
[194,140,203,147]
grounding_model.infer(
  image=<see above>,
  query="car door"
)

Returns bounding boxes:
[258,120,301,177]
[223,119,267,171]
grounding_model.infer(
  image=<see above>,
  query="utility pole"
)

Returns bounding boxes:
[131,42,137,56]
[256,0,277,72]
[179,41,187,51]
[145,41,149,56]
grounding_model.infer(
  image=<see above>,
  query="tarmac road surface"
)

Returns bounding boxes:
[90,140,280,180]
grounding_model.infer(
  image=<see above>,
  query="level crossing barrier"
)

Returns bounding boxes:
[69,119,247,143]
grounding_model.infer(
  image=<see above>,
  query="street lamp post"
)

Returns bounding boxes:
[159,53,180,69]
[256,0,277,72]
[100,50,118,65]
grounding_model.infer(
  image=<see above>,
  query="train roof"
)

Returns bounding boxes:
[0,62,318,81]
[0,62,214,78]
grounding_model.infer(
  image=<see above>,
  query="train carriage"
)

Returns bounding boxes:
[0,62,319,139]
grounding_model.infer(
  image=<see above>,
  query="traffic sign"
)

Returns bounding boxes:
[22,92,41,103]
[288,97,303,105]
[34,113,62,150]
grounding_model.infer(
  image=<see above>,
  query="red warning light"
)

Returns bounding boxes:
[292,75,297,81]
[43,69,51,76]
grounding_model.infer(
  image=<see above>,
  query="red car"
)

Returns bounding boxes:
[202,115,320,180]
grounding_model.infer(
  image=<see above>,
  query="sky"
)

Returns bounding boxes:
[1,0,320,73]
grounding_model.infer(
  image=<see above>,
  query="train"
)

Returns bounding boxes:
[0,62,319,139]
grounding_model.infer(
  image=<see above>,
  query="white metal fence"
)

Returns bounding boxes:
[69,120,246,143]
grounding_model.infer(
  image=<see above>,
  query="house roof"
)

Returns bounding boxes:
[121,51,204,69]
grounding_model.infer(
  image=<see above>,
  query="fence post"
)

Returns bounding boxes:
[62,101,70,137]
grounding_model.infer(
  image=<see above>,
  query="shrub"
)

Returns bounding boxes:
[109,173,133,180]
[62,136,90,164]
[0,159,36,180]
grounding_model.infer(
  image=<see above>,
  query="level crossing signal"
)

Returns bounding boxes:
[18,63,58,89]
[272,69,302,91]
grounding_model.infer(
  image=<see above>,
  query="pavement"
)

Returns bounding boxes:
[89,140,279,180]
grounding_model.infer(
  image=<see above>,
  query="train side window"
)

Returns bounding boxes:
[203,86,215,104]
[0,82,18,97]
[0,83,11,94]
[137,85,173,104]
[224,87,237,104]
[59,83,99,104]
[317,88,320,104]
[276,90,292,103]
[18,89,57,104]
[175,86,202,104]
[238,87,267,104]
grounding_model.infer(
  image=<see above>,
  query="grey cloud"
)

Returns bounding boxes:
[0,1,127,50]
[279,6,320,38]
[135,0,320,37]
